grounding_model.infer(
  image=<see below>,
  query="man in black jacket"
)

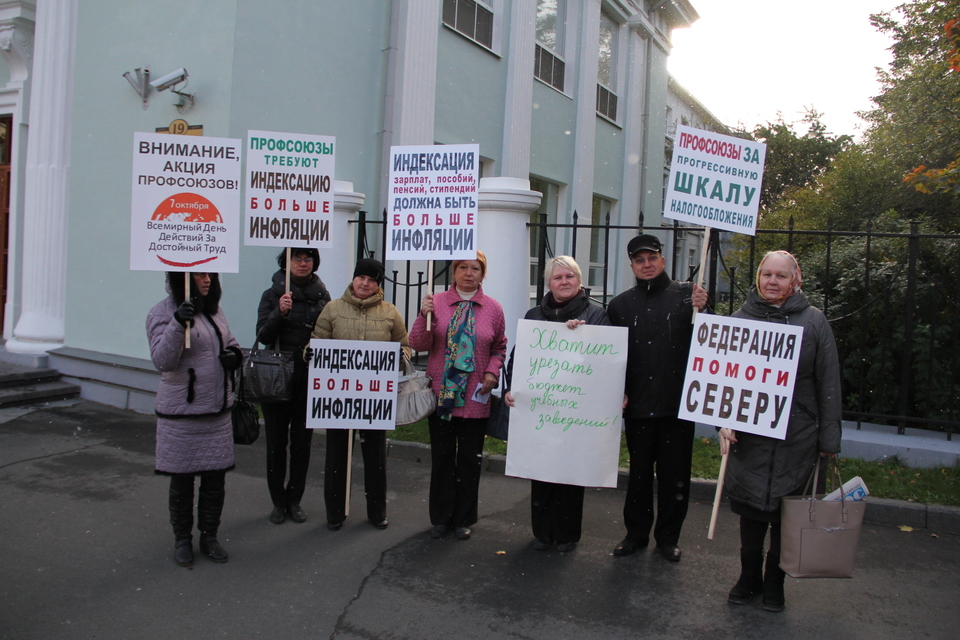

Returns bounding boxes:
[607,234,707,562]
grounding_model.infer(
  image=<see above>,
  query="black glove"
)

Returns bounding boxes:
[174,300,195,326]
[219,346,243,371]
[303,346,314,363]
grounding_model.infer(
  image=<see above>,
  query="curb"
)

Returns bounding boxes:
[381,437,960,535]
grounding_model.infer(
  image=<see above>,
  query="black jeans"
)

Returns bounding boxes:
[531,480,585,544]
[262,394,314,510]
[622,416,695,546]
[324,429,387,524]
[428,414,486,528]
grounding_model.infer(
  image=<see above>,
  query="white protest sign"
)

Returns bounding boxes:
[678,315,803,439]
[505,320,627,488]
[130,132,242,272]
[306,339,400,430]
[244,130,335,248]
[664,124,766,236]
[386,144,478,260]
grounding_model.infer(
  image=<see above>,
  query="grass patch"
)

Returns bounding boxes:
[389,427,960,507]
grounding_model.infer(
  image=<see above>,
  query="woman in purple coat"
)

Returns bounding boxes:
[146,272,242,567]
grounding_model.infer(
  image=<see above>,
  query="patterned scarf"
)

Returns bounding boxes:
[437,300,476,420]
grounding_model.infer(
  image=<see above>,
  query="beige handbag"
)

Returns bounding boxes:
[395,353,436,425]
[779,460,866,578]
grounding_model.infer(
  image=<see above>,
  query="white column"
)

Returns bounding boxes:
[477,177,541,351]
[500,0,536,178]
[325,181,365,294]
[6,0,76,354]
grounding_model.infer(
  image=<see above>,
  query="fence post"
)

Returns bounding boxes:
[355,209,367,262]
[708,228,719,310]
[787,215,795,253]
[603,211,612,303]
[824,217,833,315]
[898,220,919,434]
[536,213,547,304]
[571,210,579,260]
[728,266,736,316]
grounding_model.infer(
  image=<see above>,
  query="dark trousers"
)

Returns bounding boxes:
[324,429,387,524]
[622,416,695,546]
[531,480,585,544]
[262,396,313,509]
[428,414,486,528]
[168,470,226,540]
[740,516,782,555]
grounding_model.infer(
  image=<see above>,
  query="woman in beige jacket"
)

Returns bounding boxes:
[311,258,411,530]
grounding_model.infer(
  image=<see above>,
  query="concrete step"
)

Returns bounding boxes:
[0,379,81,408]
[0,367,62,389]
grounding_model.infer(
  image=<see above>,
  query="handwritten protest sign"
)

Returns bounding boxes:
[505,320,627,488]
[664,124,766,236]
[678,315,803,440]
[130,132,242,272]
[386,144,478,260]
[306,339,400,430]
[244,130,335,248]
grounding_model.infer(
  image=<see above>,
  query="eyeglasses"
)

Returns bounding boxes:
[291,256,314,264]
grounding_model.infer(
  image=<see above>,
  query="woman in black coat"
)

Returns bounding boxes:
[719,251,841,612]
[256,248,331,524]
[505,256,610,552]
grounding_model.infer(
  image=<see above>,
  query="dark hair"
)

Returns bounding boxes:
[166,272,222,314]
[277,247,320,273]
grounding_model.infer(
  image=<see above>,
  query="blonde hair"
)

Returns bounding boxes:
[756,250,803,301]
[544,255,582,284]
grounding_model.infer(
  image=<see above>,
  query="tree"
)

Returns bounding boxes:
[751,110,852,214]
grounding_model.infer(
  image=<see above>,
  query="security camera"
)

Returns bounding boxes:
[150,68,188,92]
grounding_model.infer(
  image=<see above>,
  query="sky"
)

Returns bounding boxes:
[667,0,905,139]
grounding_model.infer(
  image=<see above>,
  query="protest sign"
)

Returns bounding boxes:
[244,130,335,248]
[664,124,766,236]
[386,144,478,260]
[130,132,242,272]
[505,320,627,488]
[306,339,400,431]
[678,314,803,440]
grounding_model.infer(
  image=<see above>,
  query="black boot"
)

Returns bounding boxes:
[169,476,194,567]
[762,552,785,612]
[727,549,763,604]
[197,472,229,563]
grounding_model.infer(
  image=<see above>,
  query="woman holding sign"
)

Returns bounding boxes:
[147,272,243,567]
[504,256,609,552]
[257,248,331,525]
[410,251,507,541]
[718,251,841,612]
[310,258,411,531]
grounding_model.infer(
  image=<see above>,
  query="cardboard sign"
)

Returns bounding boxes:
[505,320,627,488]
[130,132,242,272]
[664,124,766,236]
[244,130,335,248]
[306,339,400,430]
[386,144,479,260]
[678,315,803,440]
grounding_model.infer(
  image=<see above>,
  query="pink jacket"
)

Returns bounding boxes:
[409,285,507,419]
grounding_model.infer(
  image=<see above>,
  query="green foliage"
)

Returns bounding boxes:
[752,110,852,214]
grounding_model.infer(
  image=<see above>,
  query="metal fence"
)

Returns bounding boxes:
[354,210,960,438]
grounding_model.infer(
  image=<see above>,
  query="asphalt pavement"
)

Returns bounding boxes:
[1,399,957,640]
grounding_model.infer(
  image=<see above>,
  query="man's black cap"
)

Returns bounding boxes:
[627,234,662,258]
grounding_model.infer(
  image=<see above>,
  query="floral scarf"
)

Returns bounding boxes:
[437,300,476,420]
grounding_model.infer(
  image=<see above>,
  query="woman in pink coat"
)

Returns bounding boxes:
[409,251,507,540]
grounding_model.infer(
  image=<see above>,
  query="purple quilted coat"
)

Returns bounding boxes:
[146,276,239,474]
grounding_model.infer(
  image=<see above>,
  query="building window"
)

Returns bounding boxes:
[443,0,494,49]
[596,10,618,121]
[535,0,565,92]
[529,178,560,302]
[589,195,612,294]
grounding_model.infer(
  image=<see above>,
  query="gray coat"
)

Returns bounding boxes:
[724,289,842,513]
[147,284,239,474]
